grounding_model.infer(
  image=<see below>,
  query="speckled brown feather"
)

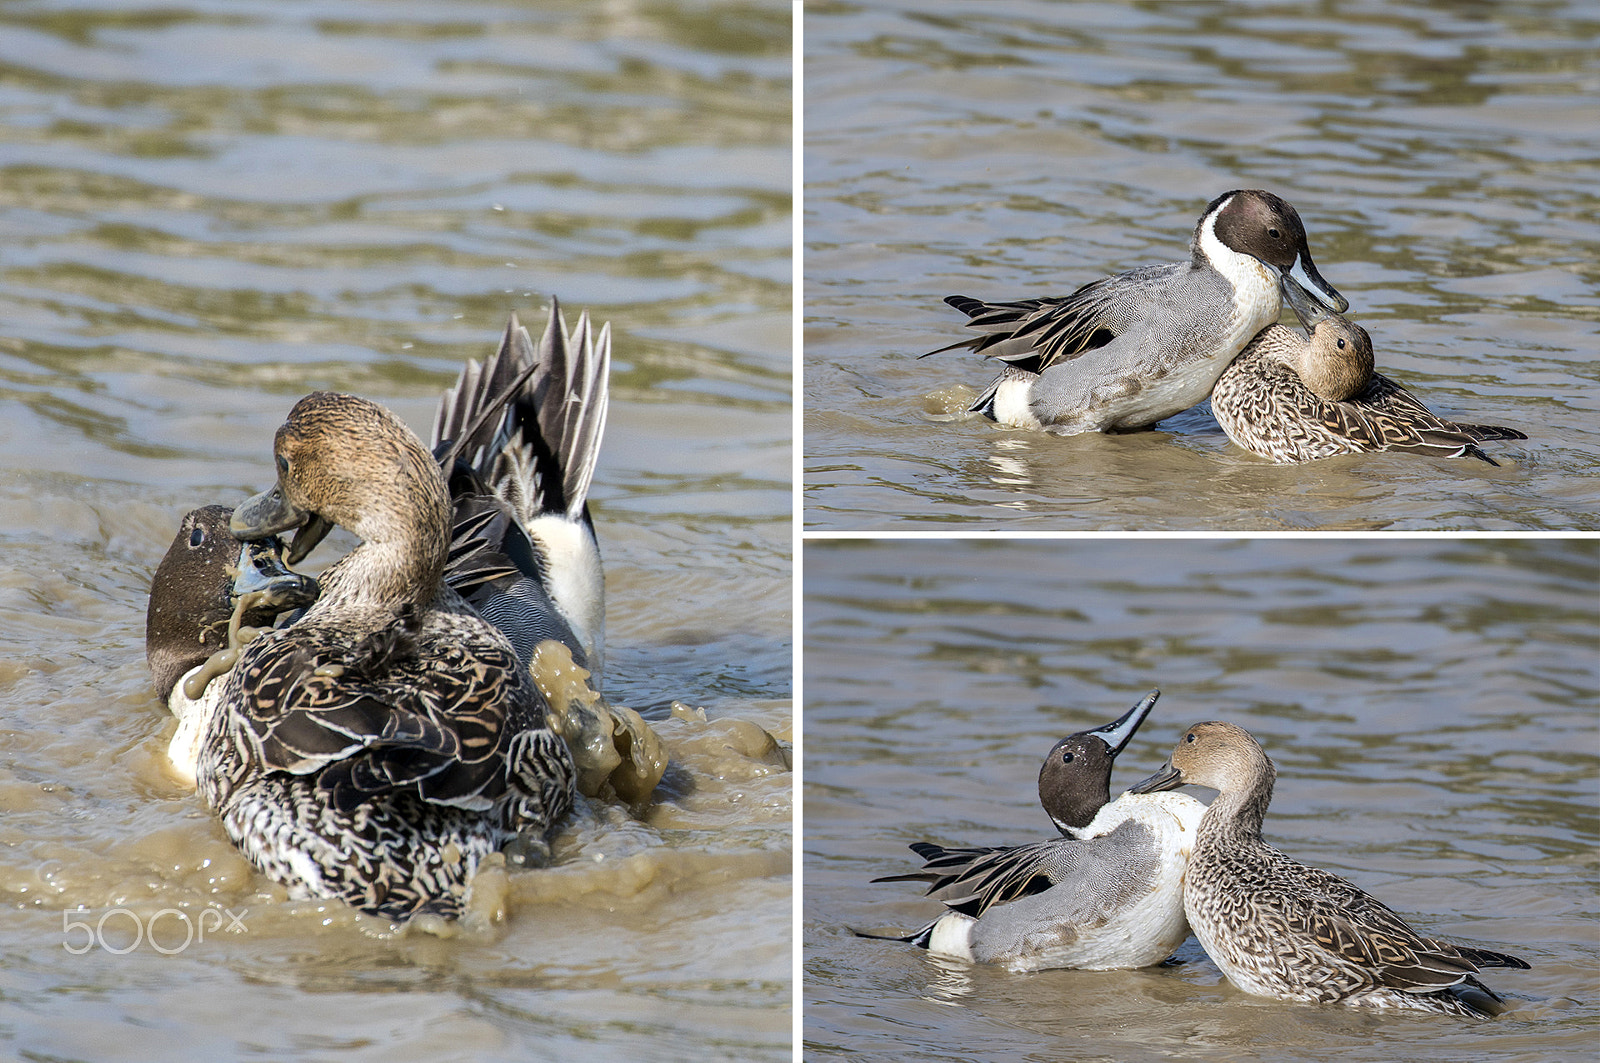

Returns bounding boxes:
[1212,321,1526,465]
[1139,721,1528,1017]
[204,391,575,920]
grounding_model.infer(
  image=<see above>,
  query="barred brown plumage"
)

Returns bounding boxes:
[1130,721,1529,1017]
[1212,317,1526,465]
[149,304,616,921]
[207,391,576,920]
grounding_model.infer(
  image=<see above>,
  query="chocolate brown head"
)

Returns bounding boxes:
[146,505,318,699]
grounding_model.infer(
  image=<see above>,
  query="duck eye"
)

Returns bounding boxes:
[1185,732,1196,743]
[189,526,205,547]
[1337,338,1346,349]
[1268,227,1281,239]
[1061,751,1074,764]
[277,455,290,475]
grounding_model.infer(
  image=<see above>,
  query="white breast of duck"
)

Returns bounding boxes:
[1013,789,1206,971]
[932,790,1206,973]
[1095,215,1282,430]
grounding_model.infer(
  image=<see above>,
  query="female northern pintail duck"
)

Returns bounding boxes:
[862,691,1207,971]
[1131,722,1530,1017]
[926,190,1348,435]
[148,303,612,797]
[146,505,320,785]
[205,385,579,920]
[1211,311,1526,465]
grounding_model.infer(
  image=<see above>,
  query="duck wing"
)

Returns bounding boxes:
[1258,855,1525,996]
[1302,374,1521,465]
[225,614,535,815]
[1359,373,1527,443]
[875,820,1159,920]
[927,263,1190,375]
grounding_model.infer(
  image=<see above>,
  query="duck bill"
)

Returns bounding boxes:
[232,483,303,539]
[1281,273,1335,331]
[1281,253,1348,329]
[1085,689,1159,757]
[1127,761,1183,795]
[232,539,320,611]
[284,514,335,565]
[231,485,332,565]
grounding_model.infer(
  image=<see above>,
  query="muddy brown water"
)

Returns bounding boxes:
[0,3,791,1061]
[804,538,1598,1062]
[803,0,1600,531]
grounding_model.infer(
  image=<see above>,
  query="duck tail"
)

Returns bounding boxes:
[851,921,936,950]
[1444,975,1511,1018]
[1453,944,1531,971]
[431,301,611,680]
[1443,422,1527,443]
[432,300,611,527]
[968,379,1001,419]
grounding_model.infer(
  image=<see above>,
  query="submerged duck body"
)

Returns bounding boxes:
[864,691,1207,972]
[927,190,1348,435]
[146,506,320,786]
[1131,721,1529,1017]
[1211,316,1526,465]
[208,389,577,921]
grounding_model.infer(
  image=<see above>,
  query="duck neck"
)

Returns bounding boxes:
[1197,759,1276,852]
[1194,213,1281,330]
[316,471,451,616]
[1251,326,1301,370]
[330,537,446,611]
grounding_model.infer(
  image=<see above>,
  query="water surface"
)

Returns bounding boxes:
[804,0,1600,530]
[0,3,791,1060]
[804,538,1598,1061]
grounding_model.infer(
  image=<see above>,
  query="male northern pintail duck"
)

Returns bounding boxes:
[430,301,609,683]
[861,691,1207,971]
[1131,722,1530,1017]
[146,505,320,785]
[1211,310,1526,465]
[926,190,1348,435]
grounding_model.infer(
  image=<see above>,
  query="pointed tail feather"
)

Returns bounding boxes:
[1452,944,1531,971]
[851,922,935,949]
[432,299,610,526]
[1439,422,1527,443]
[531,302,611,522]
[431,302,611,680]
